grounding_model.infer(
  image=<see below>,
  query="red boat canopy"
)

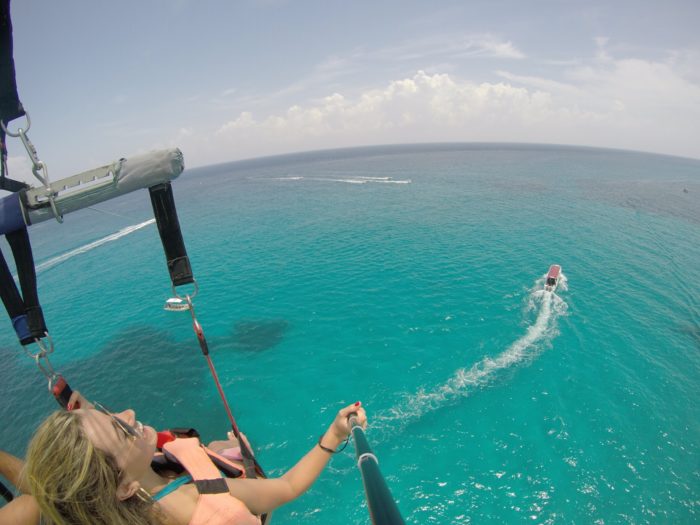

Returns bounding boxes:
[547,265,561,279]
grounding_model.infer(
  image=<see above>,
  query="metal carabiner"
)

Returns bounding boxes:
[1,113,62,222]
[183,295,209,355]
[184,295,197,322]
[33,352,56,381]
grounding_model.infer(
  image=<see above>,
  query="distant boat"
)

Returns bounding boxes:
[164,297,190,312]
[544,264,561,292]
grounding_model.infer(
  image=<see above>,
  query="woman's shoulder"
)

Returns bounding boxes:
[155,481,199,525]
[0,494,41,525]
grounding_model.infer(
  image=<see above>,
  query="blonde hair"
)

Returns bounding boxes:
[24,410,161,525]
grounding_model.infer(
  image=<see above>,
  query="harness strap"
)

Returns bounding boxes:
[0,0,25,124]
[0,0,30,192]
[148,182,193,287]
[0,244,30,343]
[6,226,46,339]
[0,212,47,344]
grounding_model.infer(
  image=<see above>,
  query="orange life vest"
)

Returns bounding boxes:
[162,437,261,525]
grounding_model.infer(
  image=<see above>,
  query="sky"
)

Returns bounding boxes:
[4,0,700,184]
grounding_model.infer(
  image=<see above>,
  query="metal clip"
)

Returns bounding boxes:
[1,113,62,223]
[184,295,210,356]
[185,295,196,320]
[47,372,60,394]
[32,349,57,383]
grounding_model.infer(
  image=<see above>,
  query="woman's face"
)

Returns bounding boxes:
[79,407,157,483]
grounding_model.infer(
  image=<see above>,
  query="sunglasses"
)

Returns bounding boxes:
[93,401,143,440]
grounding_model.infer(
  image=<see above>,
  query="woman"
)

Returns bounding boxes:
[23,394,367,525]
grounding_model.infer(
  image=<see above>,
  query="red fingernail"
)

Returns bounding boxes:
[67,403,73,411]
[355,401,360,406]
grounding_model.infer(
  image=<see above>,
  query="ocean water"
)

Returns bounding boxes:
[1,143,698,524]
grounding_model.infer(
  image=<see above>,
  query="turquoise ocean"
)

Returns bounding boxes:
[1,143,698,523]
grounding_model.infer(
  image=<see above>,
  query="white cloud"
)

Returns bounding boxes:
[250,34,525,111]
[177,47,700,166]
[373,34,526,61]
[495,71,583,97]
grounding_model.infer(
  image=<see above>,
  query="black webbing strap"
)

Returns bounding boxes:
[0,0,30,192]
[0,480,13,503]
[0,246,28,342]
[0,225,46,345]
[6,227,46,338]
[0,0,25,124]
[7,228,44,334]
[149,182,194,287]
[194,478,230,495]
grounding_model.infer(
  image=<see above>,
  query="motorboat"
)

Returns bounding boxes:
[164,297,190,312]
[544,264,561,292]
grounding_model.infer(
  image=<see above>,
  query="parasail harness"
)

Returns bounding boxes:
[0,0,266,510]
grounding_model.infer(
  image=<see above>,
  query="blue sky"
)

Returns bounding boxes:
[5,0,700,183]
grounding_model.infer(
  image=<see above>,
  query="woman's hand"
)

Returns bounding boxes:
[328,401,367,442]
[66,390,93,411]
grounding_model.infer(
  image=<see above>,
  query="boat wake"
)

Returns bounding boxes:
[36,219,155,273]
[374,277,568,436]
[266,175,411,184]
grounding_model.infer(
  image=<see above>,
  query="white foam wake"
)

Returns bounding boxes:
[264,175,411,184]
[375,281,567,432]
[36,219,155,273]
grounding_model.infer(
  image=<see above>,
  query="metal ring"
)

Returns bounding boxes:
[172,280,199,301]
[0,113,31,137]
[22,333,55,360]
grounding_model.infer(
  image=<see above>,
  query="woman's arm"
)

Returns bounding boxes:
[225,402,367,516]
[0,451,28,494]
[0,494,41,525]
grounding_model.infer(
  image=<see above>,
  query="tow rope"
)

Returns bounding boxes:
[148,182,265,482]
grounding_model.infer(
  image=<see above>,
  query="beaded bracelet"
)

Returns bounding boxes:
[317,434,350,454]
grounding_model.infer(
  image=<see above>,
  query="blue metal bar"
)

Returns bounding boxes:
[349,415,405,525]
